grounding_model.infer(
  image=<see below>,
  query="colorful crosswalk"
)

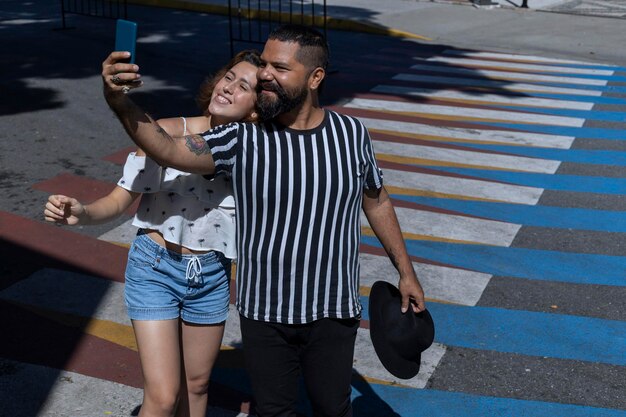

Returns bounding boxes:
[2,45,625,416]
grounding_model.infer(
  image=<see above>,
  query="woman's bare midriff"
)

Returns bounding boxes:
[143,229,211,255]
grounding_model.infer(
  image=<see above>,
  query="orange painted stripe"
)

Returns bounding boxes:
[370,128,531,148]
[361,226,489,246]
[376,153,534,173]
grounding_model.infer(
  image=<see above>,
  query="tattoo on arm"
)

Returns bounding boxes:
[156,125,170,140]
[184,134,212,156]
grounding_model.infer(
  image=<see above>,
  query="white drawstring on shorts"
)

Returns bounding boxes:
[185,256,203,286]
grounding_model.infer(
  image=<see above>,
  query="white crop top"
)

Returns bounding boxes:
[117,152,237,259]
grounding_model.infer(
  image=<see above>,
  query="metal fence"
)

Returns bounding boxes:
[228,0,327,57]
[59,0,127,29]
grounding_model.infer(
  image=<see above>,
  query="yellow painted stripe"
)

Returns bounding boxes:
[108,241,131,249]
[376,153,536,173]
[403,95,574,110]
[367,109,550,126]
[84,319,137,351]
[357,374,415,388]
[370,129,533,148]
[359,285,458,305]
[384,185,512,203]
[9,301,241,353]
[11,301,139,351]
[361,226,490,246]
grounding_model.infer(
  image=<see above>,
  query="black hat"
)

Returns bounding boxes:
[368,280,435,379]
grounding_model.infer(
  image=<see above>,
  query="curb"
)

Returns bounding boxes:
[127,0,433,41]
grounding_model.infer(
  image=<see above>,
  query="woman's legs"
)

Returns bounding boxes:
[133,319,182,417]
[126,234,229,416]
[176,321,225,417]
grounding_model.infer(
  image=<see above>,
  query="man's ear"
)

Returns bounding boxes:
[309,67,326,90]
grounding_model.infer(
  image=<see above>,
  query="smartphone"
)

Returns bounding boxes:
[114,19,137,64]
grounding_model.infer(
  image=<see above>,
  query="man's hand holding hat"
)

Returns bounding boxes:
[369,280,435,379]
[399,270,425,314]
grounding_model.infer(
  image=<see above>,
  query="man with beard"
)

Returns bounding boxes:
[102,24,425,417]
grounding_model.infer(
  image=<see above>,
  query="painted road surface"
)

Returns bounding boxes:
[2,15,625,417]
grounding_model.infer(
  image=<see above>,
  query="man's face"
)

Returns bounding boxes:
[257,39,310,120]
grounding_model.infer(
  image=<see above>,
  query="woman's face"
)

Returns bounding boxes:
[209,61,258,123]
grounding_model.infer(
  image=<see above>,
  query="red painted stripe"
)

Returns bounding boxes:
[389,197,490,221]
[0,299,143,387]
[0,211,128,283]
[32,172,139,216]
[102,146,136,165]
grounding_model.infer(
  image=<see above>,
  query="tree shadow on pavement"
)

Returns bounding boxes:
[0,1,531,117]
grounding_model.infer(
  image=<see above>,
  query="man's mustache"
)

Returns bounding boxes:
[259,81,281,92]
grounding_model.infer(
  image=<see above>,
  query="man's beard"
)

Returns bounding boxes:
[257,81,308,121]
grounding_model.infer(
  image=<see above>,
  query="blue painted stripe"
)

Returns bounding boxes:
[528,72,626,82]
[492,105,626,123]
[538,62,624,71]
[452,143,626,166]
[361,236,626,286]
[212,368,626,417]
[470,122,626,140]
[526,92,626,105]
[350,384,626,417]
[401,76,626,95]
[391,195,626,233]
[360,298,626,366]
[407,166,626,195]
[526,82,626,94]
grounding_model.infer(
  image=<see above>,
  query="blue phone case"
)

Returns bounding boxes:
[114,19,137,64]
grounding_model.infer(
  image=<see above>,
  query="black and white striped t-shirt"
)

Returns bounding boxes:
[203,109,383,324]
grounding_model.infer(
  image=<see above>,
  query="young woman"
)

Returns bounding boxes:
[43,50,261,417]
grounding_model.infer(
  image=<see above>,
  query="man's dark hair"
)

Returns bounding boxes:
[268,24,330,71]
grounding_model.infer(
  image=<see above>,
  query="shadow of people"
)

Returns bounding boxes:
[351,369,402,417]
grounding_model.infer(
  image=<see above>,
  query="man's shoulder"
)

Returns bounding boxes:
[202,121,262,138]
[325,109,365,129]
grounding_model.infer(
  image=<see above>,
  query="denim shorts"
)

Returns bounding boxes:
[124,231,231,324]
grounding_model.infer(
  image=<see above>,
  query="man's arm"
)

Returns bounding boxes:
[362,186,426,313]
[101,52,215,175]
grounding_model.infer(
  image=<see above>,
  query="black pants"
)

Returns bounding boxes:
[240,315,360,417]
